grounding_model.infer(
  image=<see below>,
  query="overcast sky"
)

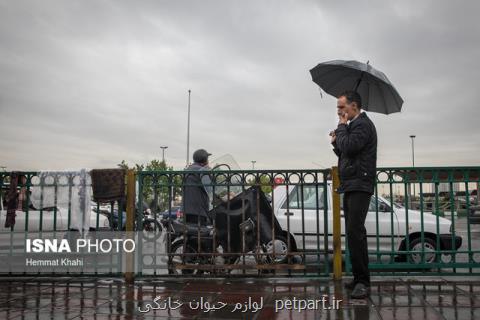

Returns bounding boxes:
[1,0,479,171]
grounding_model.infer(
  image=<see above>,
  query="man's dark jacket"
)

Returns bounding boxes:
[182,163,210,219]
[332,112,377,195]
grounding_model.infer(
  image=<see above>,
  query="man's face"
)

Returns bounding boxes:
[337,96,357,120]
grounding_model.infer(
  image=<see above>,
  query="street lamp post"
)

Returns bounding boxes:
[160,146,168,163]
[410,135,416,209]
[410,135,416,168]
[251,161,256,170]
[186,90,191,167]
[156,145,168,212]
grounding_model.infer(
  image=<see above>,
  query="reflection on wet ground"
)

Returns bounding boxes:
[0,277,478,319]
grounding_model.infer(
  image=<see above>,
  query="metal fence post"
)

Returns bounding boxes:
[332,166,343,280]
[125,169,135,284]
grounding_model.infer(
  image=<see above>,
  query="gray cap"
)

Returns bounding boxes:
[193,149,212,164]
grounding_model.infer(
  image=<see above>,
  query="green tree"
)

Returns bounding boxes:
[118,159,182,212]
[247,174,273,194]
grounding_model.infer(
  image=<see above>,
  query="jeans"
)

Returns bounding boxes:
[344,191,371,286]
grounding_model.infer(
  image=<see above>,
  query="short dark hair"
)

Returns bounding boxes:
[339,90,362,109]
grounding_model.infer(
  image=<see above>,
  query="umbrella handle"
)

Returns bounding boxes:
[354,60,369,92]
[353,74,363,92]
[354,71,366,92]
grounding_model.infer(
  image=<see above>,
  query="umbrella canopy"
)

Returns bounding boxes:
[310,60,403,114]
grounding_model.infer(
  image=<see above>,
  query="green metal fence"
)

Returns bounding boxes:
[1,166,479,278]
[0,171,125,276]
[354,166,480,276]
[136,169,331,277]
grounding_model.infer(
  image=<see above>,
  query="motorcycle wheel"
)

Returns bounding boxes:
[264,235,290,264]
[138,219,163,241]
[168,240,202,275]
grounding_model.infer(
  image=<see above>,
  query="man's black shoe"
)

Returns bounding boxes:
[344,280,356,290]
[350,283,370,299]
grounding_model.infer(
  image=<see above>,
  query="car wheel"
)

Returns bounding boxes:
[409,237,438,264]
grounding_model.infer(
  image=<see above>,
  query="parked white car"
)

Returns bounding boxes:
[0,190,112,232]
[273,182,462,264]
[0,208,110,232]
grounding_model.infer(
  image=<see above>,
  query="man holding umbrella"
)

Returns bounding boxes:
[331,90,377,299]
[310,60,403,299]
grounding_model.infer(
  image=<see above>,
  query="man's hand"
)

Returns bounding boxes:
[339,112,349,125]
[329,130,336,143]
[221,191,236,202]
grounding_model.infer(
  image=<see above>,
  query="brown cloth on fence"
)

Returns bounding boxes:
[17,175,27,211]
[5,172,19,228]
[90,169,126,203]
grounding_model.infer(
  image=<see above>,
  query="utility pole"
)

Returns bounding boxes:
[160,146,168,163]
[410,135,416,168]
[186,90,191,167]
[410,135,416,209]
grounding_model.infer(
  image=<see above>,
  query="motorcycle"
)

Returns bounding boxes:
[95,203,163,240]
[164,185,299,274]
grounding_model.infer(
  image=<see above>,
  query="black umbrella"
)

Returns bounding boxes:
[310,60,403,114]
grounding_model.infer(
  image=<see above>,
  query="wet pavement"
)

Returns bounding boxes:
[0,276,478,319]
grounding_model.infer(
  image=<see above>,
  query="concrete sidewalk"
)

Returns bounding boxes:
[0,276,478,319]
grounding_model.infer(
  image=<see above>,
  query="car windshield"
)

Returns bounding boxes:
[282,185,325,210]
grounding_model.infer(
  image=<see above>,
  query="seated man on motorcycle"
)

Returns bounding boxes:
[182,149,237,226]
[182,149,214,226]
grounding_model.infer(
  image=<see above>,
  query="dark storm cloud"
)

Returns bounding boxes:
[0,0,479,170]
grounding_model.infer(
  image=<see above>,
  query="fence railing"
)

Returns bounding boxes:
[0,171,126,275]
[364,167,480,276]
[136,169,330,277]
[1,166,479,278]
